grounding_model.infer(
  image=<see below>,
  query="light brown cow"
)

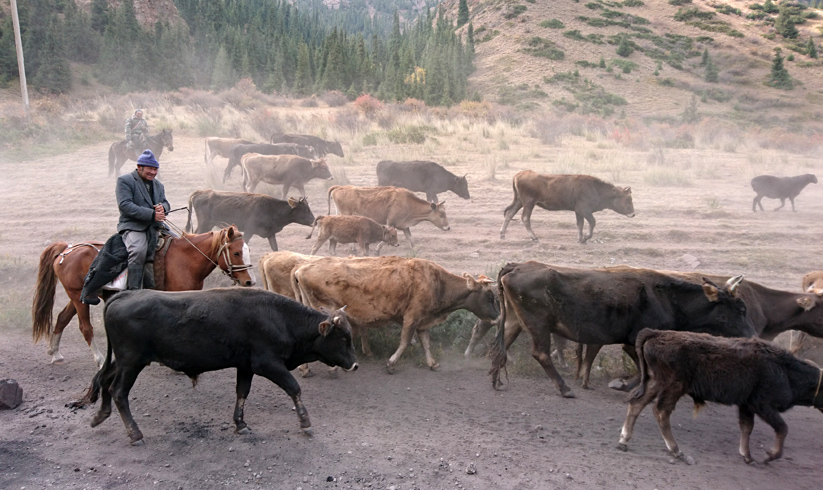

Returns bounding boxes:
[292,256,500,372]
[327,185,450,251]
[792,271,823,351]
[306,215,399,256]
[204,137,253,166]
[241,154,332,198]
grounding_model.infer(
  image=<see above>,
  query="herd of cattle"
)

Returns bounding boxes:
[34,132,823,464]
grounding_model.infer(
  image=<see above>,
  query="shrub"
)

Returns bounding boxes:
[247,108,284,139]
[504,5,527,19]
[299,97,319,107]
[333,108,369,134]
[539,19,565,28]
[386,125,430,144]
[353,94,382,117]
[321,90,348,107]
[523,37,565,60]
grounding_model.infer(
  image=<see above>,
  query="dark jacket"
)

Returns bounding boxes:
[116,170,170,233]
[80,233,129,301]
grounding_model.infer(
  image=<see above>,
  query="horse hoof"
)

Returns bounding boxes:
[236,427,251,435]
[50,357,65,365]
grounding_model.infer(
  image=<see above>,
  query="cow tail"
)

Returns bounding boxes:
[32,242,68,344]
[327,186,338,215]
[241,156,250,192]
[503,177,520,217]
[185,192,196,233]
[489,265,515,389]
[305,216,320,239]
[628,329,654,402]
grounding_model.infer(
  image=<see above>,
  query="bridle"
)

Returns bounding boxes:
[165,219,252,285]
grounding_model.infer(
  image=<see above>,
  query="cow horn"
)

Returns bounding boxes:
[725,275,744,293]
[339,305,347,311]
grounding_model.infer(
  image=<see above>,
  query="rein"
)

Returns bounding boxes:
[165,219,252,285]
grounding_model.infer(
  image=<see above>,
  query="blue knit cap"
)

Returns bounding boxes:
[137,149,159,168]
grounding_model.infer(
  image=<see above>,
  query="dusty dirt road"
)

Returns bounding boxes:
[2,135,822,489]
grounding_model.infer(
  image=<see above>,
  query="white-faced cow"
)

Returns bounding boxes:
[204,137,253,167]
[751,174,817,212]
[186,190,315,251]
[224,143,318,183]
[618,329,823,465]
[327,185,450,251]
[376,160,470,203]
[293,256,499,373]
[82,288,357,445]
[499,171,635,244]
[270,132,344,158]
[306,215,399,256]
[489,262,755,398]
[241,154,332,198]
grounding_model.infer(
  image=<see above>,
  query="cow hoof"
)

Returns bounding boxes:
[429,363,440,371]
[386,363,396,374]
[681,455,695,465]
[50,356,65,365]
[236,427,251,435]
[299,369,314,379]
[608,379,628,391]
[90,412,110,427]
[302,427,313,436]
[130,438,145,447]
[617,443,628,452]
[560,389,576,399]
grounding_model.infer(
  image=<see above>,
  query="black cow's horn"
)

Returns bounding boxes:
[725,275,744,293]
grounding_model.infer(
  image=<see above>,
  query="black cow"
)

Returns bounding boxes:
[489,262,755,398]
[270,133,345,158]
[500,171,635,243]
[751,174,817,212]
[376,160,470,203]
[618,329,823,465]
[186,190,315,251]
[224,143,318,183]
[84,288,358,445]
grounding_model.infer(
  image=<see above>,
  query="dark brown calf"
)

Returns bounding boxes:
[305,215,400,256]
[618,329,823,465]
[751,174,817,212]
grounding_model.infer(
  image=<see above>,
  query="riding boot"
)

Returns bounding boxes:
[126,264,144,290]
[142,262,155,289]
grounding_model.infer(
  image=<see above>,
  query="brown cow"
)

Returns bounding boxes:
[751,174,817,212]
[499,171,635,244]
[306,215,399,256]
[327,185,450,251]
[241,154,332,197]
[618,329,823,465]
[204,137,253,166]
[292,256,499,372]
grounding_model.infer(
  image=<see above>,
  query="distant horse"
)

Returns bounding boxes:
[31,225,255,367]
[108,129,175,177]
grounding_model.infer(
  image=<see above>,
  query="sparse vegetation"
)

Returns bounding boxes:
[539,19,566,28]
[522,37,566,60]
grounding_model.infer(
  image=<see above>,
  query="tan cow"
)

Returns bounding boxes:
[306,215,399,256]
[204,137,253,166]
[327,185,450,251]
[259,251,321,300]
[292,256,499,372]
[791,271,823,351]
[241,154,332,198]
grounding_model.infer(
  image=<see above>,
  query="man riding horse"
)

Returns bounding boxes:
[125,109,149,154]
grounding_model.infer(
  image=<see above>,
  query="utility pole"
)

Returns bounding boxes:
[10,0,30,118]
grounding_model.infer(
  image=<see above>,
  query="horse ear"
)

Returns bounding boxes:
[227,225,236,238]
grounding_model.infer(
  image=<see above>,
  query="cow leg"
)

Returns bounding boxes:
[416,329,439,370]
[775,198,786,211]
[329,238,338,256]
[756,407,788,463]
[233,369,254,434]
[357,240,368,257]
[258,363,311,430]
[111,365,147,445]
[281,183,292,200]
[577,212,596,244]
[790,197,796,212]
[222,162,234,183]
[652,393,694,464]
[48,302,77,364]
[520,202,539,242]
[579,344,604,389]
[426,191,437,203]
[295,184,306,199]
[499,197,523,239]
[357,326,372,357]
[738,405,756,464]
[267,235,279,252]
[387,323,418,373]
[529,333,574,397]
[464,319,495,358]
[310,230,329,255]
[401,228,415,250]
[551,335,569,369]
[617,378,659,451]
[609,345,642,391]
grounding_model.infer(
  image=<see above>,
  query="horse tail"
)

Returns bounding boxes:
[108,144,116,177]
[32,242,68,344]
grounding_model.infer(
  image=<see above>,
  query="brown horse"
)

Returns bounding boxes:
[108,129,175,177]
[31,225,255,367]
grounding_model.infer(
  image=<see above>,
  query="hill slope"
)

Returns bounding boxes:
[456,0,823,128]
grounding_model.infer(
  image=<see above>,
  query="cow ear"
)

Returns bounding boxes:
[430,202,437,211]
[624,187,631,193]
[464,273,481,291]
[702,280,720,302]
[319,320,332,337]
[798,297,816,311]
[288,197,298,208]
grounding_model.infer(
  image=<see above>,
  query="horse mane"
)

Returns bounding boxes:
[207,226,243,257]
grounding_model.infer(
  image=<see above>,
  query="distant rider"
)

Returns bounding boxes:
[116,149,170,290]
[125,109,148,152]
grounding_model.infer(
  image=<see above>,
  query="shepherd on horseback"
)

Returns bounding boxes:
[125,109,149,153]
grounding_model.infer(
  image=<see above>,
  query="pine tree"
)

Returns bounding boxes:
[681,94,699,123]
[704,55,718,83]
[808,37,819,59]
[91,0,110,34]
[701,48,709,66]
[466,22,475,54]
[457,0,470,28]
[293,42,313,95]
[775,6,798,39]
[767,48,793,90]
[763,0,778,14]
[616,36,633,57]
[211,46,237,90]
[33,17,72,94]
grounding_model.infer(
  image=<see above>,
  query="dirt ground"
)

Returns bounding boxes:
[2,134,823,489]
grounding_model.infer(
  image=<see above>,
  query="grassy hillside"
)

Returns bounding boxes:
[455,0,823,129]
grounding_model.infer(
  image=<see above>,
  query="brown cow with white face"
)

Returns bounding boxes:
[327,185,449,251]
[241,154,332,198]
[292,256,499,372]
[306,215,399,256]
[500,171,635,244]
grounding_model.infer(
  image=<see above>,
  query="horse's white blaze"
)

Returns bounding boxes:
[242,243,256,285]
